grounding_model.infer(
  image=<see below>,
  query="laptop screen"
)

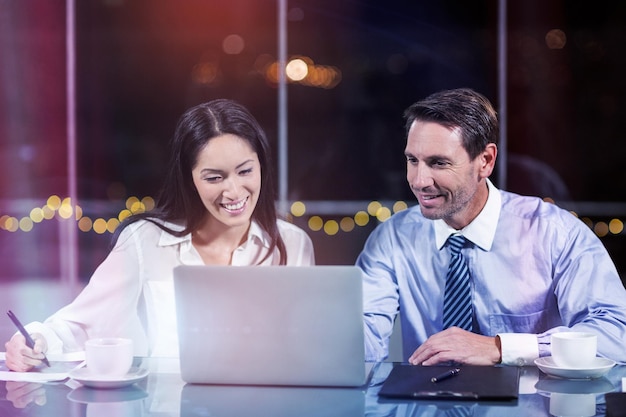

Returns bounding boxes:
[173,265,367,387]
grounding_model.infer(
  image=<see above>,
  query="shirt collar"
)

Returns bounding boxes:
[434,178,501,251]
[246,220,271,248]
[158,219,270,248]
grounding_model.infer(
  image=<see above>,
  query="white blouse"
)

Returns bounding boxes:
[26,219,315,357]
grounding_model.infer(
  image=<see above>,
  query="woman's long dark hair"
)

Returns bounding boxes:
[113,99,287,264]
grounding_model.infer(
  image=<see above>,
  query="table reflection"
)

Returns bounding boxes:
[67,386,148,417]
[1,358,624,417]
[535,375,615,417]
[181,384,365,416]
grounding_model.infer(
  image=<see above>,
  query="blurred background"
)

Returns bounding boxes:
[1,0,625,288]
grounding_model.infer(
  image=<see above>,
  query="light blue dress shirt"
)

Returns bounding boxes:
[357,180,626,365]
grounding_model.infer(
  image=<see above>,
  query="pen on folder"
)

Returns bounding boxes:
[431,368,461,383]
[6,310,50,367]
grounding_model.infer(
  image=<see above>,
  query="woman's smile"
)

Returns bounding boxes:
[220,196,249,215]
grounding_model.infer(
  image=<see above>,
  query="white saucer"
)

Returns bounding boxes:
[534,357,615,379]
[68,366,149,389]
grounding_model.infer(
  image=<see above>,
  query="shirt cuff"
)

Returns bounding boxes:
[497,333,539,366]
[25,321,64,354]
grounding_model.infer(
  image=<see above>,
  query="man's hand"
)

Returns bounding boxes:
[408,327,502,366]
[5,381,47,408]
[4,333,48,372]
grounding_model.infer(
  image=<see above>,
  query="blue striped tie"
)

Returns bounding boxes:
[443,234,474,331]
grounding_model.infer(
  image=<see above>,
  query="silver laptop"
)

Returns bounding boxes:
[173,265,366,387]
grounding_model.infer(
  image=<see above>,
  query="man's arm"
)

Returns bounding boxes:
[356,224,401,362]
[546,218,626,364]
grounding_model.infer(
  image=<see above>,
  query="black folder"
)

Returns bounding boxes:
[606,393,626,417]
[378,365,520,401]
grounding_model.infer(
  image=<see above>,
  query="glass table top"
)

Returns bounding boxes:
[1,357,624,416]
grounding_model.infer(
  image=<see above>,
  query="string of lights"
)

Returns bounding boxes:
[1,195,624,238]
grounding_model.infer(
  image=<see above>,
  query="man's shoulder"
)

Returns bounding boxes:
[385,204,424,221]
[374,204,433,234]
[499,190,580,226]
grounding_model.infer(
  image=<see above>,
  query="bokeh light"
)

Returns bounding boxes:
[375,206,392,222]
[30,207,44,223]
[78,217,93,232]
[323,220,339,236]
[367,201,382,216]
[594,221,609,237]
[222,34,245,55]
[3,216,18,232]
[47,195,61,211]
[263,55,341,89]
[107,218,120,233]
[142,196,155,211]
[19,217,33,232]
[308,216,323,231]
[545,29,567,49]
[392,201,408,213]
[290,201,306,217]
[42,205,55,220]
[340,217,355,232]
[287,7,304,21]
[118,209,133,222]
[354,211,370,227]
[286,58,308,81]
[93,218,108,234]
[609,218,624,234]
[58,198,74,219]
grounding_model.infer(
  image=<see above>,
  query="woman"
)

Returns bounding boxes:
[5,99,315,371]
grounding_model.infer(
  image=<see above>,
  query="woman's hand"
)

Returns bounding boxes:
[4,332,48,372]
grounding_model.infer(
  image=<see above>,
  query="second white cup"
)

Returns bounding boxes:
[551,332,597,369]
[85,337,134,377]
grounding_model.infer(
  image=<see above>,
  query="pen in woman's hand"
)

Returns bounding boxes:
[431,368,461,383]
[6,310,50,367]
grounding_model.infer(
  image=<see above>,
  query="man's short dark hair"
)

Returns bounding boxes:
[404,88,499,160]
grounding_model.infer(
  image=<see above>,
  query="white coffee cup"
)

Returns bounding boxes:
[551,332,597,369]
[85,337,134,377]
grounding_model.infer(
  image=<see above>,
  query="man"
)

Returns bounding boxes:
[357,88,626,366]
